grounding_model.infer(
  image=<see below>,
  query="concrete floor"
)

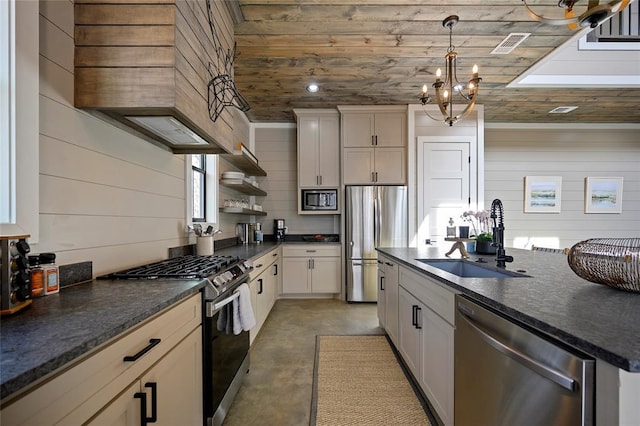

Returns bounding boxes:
[223,299,383,426]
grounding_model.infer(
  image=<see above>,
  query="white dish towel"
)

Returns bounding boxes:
[233,283,256,335]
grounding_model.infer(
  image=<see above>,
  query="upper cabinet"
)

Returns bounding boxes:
[338,106,407,185]
[341,108,406,148]
[74,0,240,154]
[294,109,340,189]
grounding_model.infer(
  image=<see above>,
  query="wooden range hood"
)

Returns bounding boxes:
[74,0,239,154]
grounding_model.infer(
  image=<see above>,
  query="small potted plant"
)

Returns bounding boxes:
[461,210,495,254]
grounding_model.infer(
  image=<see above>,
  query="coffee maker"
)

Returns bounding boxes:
[274,219,286,242]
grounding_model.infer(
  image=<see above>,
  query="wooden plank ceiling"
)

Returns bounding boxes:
[232,0,640,123]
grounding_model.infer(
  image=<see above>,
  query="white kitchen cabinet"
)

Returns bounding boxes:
[377,260,386,327]
[381,256,400,346]
[339,106,407,185]
[343,147,406,185]
[294,109,340,189]
[282,245,341,295]
[340,109,406,148]
[85,326,203,425]
[1,294,203,425]
[249,246,281,345]
[397,265,456,426]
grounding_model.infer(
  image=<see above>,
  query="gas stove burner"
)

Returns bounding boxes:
[98,255,245,280]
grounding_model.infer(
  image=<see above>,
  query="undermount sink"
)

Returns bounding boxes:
[416,259,528,279]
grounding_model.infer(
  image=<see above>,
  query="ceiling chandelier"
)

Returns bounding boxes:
[419,15,481,127]
[523,0,632,30]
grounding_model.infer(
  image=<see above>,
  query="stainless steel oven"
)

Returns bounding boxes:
[203,281,250,426]
[301,189,338,211]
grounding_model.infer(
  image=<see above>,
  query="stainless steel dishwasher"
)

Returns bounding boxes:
[455,295,594,426]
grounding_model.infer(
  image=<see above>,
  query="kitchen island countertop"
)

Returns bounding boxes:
[377,245,640,373]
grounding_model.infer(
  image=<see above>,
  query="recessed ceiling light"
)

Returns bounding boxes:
[549,106,579,114]
[306,83,319,93]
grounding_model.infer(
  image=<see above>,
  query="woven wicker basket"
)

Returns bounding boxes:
[567,238,640,293]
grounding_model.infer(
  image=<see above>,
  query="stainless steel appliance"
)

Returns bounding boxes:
[455,295,594,426]
[236,223,258,244]
[345,186,407,302]
[301,189,338,211]
[98,255,253,426]
[274,219,286,242]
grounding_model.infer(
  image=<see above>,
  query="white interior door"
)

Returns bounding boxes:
[418,140,471,245]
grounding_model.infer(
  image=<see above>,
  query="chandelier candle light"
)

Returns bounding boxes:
[420,15,481,127]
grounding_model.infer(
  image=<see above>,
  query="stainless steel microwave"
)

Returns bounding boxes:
[301,189,338,211]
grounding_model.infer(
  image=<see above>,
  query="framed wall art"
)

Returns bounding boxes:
[585,177,623,214]
[524,176,562,213]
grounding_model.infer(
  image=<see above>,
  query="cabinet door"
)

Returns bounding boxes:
[398,287,422,379]
[377,261,386,326]
[343,148,374,184]
[384,261,400,346]
[282,257,311,293]
[86,381,140,425]
[374,147,406,184]
[317,115,340,187]
[374,112,406,147]
[298,116,320,187]
[139,326,203,426]
[342,113,374,147]
[421,308,454,426]
[311,257,340,293]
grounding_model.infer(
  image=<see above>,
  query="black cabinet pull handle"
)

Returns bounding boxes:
[273,264,278,276]
[134,382,158,425]
[379,276,385,291]
[124,338,161,362]
[146,382,158,423]
[258,278,263,294]
[415,306,422,329]
[134,391,147,426]
[411,305,417,327]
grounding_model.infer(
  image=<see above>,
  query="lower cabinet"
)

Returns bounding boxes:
[1,294,203,425]
[249,247,280,345]
[86,326,203,425]
[282,245,341,295]
[396,266,456,426]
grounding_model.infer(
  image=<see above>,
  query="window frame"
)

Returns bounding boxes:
[186,154,218,229]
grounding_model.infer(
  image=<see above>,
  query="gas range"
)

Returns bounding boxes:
[97,255,253,300]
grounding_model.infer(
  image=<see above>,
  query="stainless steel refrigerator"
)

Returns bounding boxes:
[345,186,407,302]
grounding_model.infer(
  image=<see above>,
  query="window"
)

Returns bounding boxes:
[1,0,13,223]
[0,0,38,239]
[192,155,206,222]
[187,154,217,226]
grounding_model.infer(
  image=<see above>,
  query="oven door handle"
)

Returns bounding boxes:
[207,290,240,317]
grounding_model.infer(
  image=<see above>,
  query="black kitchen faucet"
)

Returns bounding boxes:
[490,199,514,269]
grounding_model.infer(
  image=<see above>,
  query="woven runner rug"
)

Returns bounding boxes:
[311,335,431,426]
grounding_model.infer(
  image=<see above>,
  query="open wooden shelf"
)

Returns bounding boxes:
[219,207,267,216]
[219,179,267,196]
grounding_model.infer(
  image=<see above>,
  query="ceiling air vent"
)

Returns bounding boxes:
[549,106,579,114]
[491,33,531,54]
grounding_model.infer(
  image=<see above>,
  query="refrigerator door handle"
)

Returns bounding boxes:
[374,190,381,248]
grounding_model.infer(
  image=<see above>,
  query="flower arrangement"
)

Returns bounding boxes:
[461,210,493,242]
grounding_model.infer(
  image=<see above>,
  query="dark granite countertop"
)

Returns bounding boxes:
[0,243,281,401]
[377,246,640,372]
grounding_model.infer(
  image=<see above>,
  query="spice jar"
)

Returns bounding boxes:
[28,255,45,297]
[40,252,59,295]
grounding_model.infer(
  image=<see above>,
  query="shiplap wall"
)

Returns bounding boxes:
[254,126,338,236]
[484,127,640,250]
[36,0,248,276]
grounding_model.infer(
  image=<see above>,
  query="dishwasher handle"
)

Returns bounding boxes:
[457,303,577,392]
